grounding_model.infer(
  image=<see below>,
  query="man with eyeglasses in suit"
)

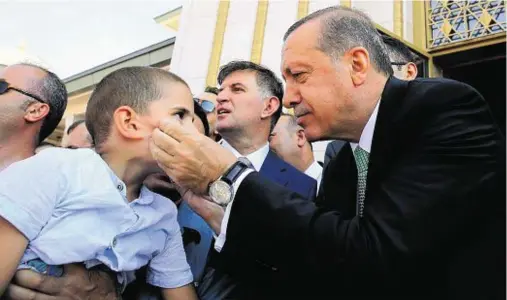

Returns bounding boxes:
[194,86,221,142]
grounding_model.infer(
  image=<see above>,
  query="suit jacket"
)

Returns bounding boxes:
[219,77,506,299]
[197,150,317,299]
[323,140,347,168]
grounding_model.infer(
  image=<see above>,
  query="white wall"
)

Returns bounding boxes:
[352,0,395,32]
[260,0,299,78]
[309,0,338,14]
[169,0,219,94]
[219,0,258,66]
[403,0,414,43]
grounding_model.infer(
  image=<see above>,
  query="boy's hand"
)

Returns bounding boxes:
[5,264,119,300]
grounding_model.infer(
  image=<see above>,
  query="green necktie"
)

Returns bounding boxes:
[354,146,370,218]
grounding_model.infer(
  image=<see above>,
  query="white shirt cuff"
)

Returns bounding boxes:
[214,169,254,252]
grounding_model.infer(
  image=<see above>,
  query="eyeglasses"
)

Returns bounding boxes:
[0,79,46,103]
[193,97,215,113]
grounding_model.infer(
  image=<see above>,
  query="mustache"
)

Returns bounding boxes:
[294,106,310,117]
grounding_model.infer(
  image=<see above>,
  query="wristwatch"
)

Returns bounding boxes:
[208,159,251,206]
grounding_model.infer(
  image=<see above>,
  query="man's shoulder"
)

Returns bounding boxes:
[268,152,315,184]
[407,77,481,103]
[3,148,98,173]
[387,77,485,121]
[325,140,347,155]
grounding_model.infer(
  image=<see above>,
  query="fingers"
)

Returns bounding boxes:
[150,140,177,173]
[151,128,180,156]
[159,117,195,143]
[4,283,58,300]
[12,269,61,295]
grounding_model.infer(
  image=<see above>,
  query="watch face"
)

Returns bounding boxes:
[209,180,233,205]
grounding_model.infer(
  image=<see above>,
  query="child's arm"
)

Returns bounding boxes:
[0,151,65,296]
[0,216,29,296]
[162,284,198,300]
[146,201,195,299]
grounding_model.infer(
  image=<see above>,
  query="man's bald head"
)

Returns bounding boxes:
[0,63,67,144]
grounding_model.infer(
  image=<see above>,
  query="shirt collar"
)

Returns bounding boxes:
[220,139,269,172]
[350,99,381,154]
[304,160,323,181]
[102,158,156,205]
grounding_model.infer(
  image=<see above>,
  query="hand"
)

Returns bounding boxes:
[180,187,225,234]
[4,264,118,300]
[150,117,237,195]
[143,173,181,202]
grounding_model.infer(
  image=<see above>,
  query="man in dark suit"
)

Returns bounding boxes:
[151,6,505,300]
[323,140,346,168]
[323,34,420,170]
[189,60,315,299]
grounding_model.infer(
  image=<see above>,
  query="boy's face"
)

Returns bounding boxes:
[135,81,194,170]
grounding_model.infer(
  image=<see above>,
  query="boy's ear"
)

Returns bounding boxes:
[112,106,147,140]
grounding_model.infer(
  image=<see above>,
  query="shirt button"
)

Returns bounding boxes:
[112,237,118,248]
[117,184,123,191]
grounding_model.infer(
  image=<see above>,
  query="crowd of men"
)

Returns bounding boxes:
[0,5,504,300]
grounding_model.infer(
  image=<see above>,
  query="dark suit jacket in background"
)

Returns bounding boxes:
[219,77,506,299]
[197,150,317,299]
[323,140,347,168]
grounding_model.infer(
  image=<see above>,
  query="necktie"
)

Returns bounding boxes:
[354,146,370,218]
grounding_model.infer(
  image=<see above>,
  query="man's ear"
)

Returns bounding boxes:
[112,106,147,140]
[23,102,50,123]
[406,62,418,80]
[260,96,280,120]
[296,128,306,148]
[346,46,370,86]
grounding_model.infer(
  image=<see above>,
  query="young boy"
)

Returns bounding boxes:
[0,67,198,299]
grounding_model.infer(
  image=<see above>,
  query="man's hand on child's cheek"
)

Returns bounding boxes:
[150,118,236,195]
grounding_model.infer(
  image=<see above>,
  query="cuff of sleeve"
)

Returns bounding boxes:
[146,268,193,289]
[0,201,38,240]
[214,169,254,252]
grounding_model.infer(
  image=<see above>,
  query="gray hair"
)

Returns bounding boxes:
[283,6,393,77]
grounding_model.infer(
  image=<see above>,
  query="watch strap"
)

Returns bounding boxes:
[221,158,251,185]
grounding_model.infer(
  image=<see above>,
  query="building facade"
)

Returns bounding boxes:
[42,0,504,161]
[169,0,505,161]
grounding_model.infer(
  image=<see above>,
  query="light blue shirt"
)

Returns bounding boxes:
[0,148,193,289]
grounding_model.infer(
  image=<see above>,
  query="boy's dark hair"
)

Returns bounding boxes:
[217,60,283,132]
[204,86,219,95]
[85,67,188,147]
[19,63,67,144]
[194,102,210,137]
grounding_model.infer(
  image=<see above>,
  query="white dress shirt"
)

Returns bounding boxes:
[214,140,269,251]
[214,100,381,253]
[349,100,381,155]
[304,160,323,193]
